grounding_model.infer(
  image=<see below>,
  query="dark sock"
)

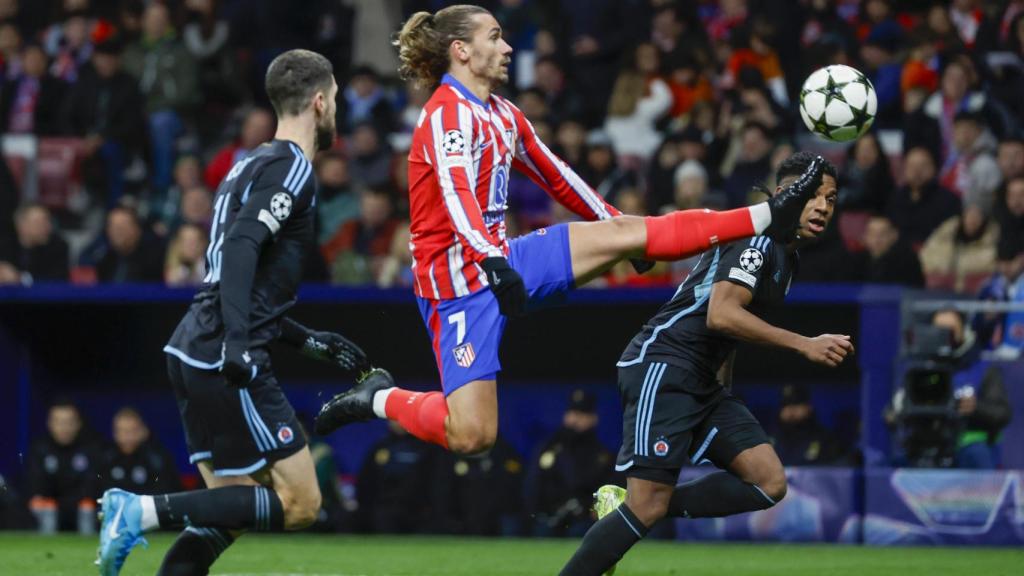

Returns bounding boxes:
[156,527,237,576]
[667,471,776,518]
[155,486,284,531]
[559,504,649,576]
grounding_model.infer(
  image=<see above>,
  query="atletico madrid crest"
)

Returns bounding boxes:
[453,342,476,368]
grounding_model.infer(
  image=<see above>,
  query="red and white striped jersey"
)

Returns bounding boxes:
[408,74,621,300]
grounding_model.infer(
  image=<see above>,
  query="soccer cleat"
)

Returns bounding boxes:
[314,368,395,435]
[95,488,148,576]
[763,155,825,241]
[593,485,627,576]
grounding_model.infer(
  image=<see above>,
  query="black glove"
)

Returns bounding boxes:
[302,330,370,373]
[221,340,257,387]
[764,155,825,241]
[629,258,655,275]
[480,257,527,318]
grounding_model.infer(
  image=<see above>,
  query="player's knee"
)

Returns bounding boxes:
[279,487,321,530]
[447,425,496,455]
[625,485,672,527]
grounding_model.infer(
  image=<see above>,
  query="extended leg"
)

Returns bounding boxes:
[667,443,786,518]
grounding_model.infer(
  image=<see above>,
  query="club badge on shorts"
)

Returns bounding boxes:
[453,342,476,368]
[277,425,294,444]
[653,437,670,457]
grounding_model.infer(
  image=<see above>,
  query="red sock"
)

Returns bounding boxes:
[644,208,755,260]
[384,389,449,449]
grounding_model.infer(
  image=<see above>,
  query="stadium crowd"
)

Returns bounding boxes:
[0,1,1020,302]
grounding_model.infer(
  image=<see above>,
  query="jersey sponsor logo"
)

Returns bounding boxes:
[739,247,764,273]
[653,437,670,457]
[729,267,758,288]
[277,425,294,444]
[493,164,509,208]
[270,192,292,221]
[453,342,476,368]
[442,129,466,154]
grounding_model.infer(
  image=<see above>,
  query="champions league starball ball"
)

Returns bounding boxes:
[799,64,877,142]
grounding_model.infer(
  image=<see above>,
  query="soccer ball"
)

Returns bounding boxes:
[799,65,877,142]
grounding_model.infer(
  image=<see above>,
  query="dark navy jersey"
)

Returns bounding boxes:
[165,139,316,368]
[618,236,798,389]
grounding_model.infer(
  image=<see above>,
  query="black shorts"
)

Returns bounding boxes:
[615,361,769,485]
[166,353,306,477]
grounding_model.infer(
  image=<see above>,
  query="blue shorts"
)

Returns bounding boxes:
[417,223,575,395]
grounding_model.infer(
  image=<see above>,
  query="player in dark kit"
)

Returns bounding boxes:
[559,153,855,576]
[96,49,371,576]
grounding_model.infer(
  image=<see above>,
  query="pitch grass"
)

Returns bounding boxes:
[0,532,1021,576]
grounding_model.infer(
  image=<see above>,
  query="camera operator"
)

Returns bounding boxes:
[889,309,1012,468]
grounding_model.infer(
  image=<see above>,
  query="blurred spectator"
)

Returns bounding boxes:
[340,65,394,135]
[322,186,400,286]
[99,407,180,494]
[42,8,92,83]
[672,160,710,211]
[149,155,204,235]
[316,151,359,243]
[722,121,774,208]
[553,117,587,171]
[773,383,848,466]
[603,45,672,163]
[920,57,988,164]
[724,20,789,106]
[663,52,713,119]
[885,146,961,248]
[949,0,992,51]
[348,122,392,187]
[930,309,1012,468]
[28,399,99,534]
[854,214,925,287]
[578,129,633,206]
[941,110,1000,202]
[976,240,1024,357]
[995,137,1024,220]
[355,421,438,533]
[920,200,999,294]
[860,22,903,128]
[0,44,65,134]
[515,86,549,123]
[533,56,582,125]
[178,185,213,230]
[430,436,524,536]
[164,222,207,285]
[121,2,199,193]
[525,389,615,538]
[376,221,413,289]
[0,154,17,262]
[12,202,69,282]
[900,32,940,98]
[651,4,711,66]
[838,132,894,212]
[997,176,1024,266]
[95,204,166,283]
[59,37,146,207]
[182,0,246,144]
[0,21,23,80]
[203,107,274,190]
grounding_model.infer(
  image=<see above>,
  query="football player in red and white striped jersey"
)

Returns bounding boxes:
[315,5,823,457]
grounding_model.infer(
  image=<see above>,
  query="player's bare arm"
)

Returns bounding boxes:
[707,281,853,367]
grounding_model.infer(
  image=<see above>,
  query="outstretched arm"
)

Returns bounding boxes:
[509,104,621,222]
[706,281,854,367]
[279,317,370,373]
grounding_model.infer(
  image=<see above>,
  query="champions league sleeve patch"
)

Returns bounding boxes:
[442,130,466,154]
[738,247,764,273]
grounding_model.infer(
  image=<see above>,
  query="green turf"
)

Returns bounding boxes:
[0,532,1020,576]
